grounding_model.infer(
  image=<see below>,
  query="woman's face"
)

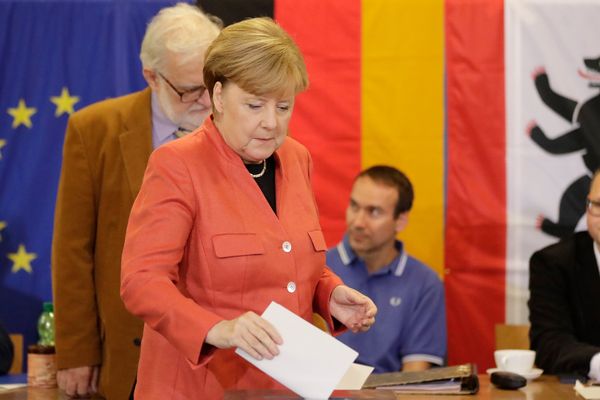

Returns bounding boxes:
[212,81,295,164]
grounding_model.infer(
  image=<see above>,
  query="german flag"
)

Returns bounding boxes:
[198,0,486,368]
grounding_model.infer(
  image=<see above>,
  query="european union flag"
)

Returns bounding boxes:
[0,0,180,366]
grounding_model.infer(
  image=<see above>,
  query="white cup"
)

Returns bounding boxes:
[494,349,535,374]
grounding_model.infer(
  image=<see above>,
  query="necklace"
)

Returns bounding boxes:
[249,159,267,178]
[174,127,191,138]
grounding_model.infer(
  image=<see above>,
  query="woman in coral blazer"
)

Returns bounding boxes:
[121,18,376,399]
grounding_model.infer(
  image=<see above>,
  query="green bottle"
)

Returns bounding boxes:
[37,302,55,346]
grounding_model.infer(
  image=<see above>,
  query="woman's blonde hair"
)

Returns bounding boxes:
[140,3,220,71]
[203,17,308,98]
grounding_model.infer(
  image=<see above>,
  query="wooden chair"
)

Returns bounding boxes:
[8,334,23,374]
[312,313,330,334]
[495,324,530,350]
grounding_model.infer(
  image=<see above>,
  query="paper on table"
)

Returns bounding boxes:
[575,380,600,399]
[0,384,27,391]
[235,301,359,399]
[336,363,374,390]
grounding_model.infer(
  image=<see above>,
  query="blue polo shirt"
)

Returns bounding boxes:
[327,236,446,373]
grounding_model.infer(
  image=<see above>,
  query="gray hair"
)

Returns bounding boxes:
[140,3,220,71]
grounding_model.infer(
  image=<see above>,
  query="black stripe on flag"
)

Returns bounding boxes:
[196,0,274,27]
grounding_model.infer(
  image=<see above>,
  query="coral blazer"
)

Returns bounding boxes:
[52,89,151,399]
[121,117,344,399]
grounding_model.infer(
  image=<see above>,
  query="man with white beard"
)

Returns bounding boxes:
[51,4,220,398]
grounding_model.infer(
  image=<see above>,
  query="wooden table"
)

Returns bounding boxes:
[0,375,579,399]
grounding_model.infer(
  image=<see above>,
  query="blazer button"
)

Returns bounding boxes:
[282,241,292,253]
[287,281,296,293]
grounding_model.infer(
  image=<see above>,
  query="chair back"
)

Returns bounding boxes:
[8,334,23,374]
[312,313,330,334]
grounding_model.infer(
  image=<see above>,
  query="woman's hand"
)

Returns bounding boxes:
[205,311,283,360]
[330,285,377,333]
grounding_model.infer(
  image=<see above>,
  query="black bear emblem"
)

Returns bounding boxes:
[527,56,600,238]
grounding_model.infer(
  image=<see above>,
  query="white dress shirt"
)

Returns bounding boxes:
[150,92,178,149]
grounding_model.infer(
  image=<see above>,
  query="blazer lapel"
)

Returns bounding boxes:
[119,88,153,198]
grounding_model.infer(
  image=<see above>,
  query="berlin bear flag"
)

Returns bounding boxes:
[506,0,600,324]
[447,0,600,368]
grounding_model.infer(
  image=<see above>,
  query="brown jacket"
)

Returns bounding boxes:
[52,88,152,399]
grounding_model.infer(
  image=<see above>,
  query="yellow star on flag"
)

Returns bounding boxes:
[0,139,6,159]
[7,99,37,129]
[50,87,80,117]
[7,244,37,274]
[0,221,6,241]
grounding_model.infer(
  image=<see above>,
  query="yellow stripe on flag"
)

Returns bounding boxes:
[362,0,445,275]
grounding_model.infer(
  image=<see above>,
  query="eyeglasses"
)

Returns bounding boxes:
[158,72,207,103]
[586,198,600,216]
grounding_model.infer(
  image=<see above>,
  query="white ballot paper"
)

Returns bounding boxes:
[235,301,361,399]
[575,380,600,400]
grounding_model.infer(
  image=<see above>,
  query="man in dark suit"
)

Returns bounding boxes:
[529,170,600,380]
[0,321,13,375]
[51,4,219,398]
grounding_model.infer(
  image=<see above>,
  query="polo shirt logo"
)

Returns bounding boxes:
[389,297,402,307]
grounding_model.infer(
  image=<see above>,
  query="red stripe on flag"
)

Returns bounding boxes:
[445,0,506,370]
[275,0,362,246]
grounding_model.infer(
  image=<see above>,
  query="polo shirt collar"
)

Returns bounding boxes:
[338,235,409,277]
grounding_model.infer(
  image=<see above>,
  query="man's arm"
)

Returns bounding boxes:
[402,361,430,372]
[51,115,101,392]
[401,272,447,371]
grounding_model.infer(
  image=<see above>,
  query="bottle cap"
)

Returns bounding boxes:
[28,344,56,354]
[42,302,53,312]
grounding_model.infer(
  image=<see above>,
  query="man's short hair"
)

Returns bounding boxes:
[356,165,414,218]
[140,3,220,72]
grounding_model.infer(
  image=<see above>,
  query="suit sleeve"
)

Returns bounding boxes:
[529,249,600,375]
[313,266,344,334]
[51,115,101,369]
[303,148,345,333]
[121,146,222,366]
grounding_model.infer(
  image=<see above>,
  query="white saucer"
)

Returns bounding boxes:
[486,368,543,380]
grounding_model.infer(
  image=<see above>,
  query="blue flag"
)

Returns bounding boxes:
[0,0,179,362]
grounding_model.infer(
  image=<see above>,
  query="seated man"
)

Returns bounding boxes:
[327,165,446,372]
[529,170,600,381]
[0,321,13,375]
